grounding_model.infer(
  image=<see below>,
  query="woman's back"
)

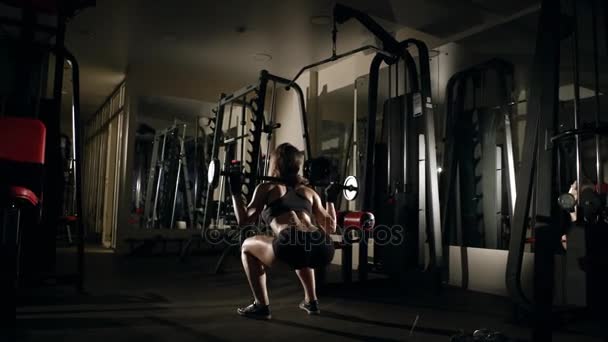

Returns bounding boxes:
[261,183,317,233]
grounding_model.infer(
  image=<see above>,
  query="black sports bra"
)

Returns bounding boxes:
[261,186,313,225]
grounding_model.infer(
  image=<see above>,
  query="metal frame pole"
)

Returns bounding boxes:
[240,97,246,164]
[572,0,582,219]
[591,0,602,186]
[64,51,85,291]
[152,132,168,227]
[264,81,277,177]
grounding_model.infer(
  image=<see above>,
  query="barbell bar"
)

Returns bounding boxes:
[207,159,359,201]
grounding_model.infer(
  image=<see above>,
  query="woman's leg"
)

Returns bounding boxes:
[241,235,276,306]
[295,268,317,302]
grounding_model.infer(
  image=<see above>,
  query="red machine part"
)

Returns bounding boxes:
[337,211,375,231]
[8,186,39,206]
[0,117,46,164]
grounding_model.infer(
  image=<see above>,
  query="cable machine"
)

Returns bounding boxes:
[327,4,443,284]
[504,0,607,339]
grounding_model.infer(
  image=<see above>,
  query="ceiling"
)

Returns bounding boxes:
[4,0,606,122]
[47,0,547,118]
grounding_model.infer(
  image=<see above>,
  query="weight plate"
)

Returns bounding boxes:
[557,193,576,211]
[343,175,359,201]
[208,159,220,189]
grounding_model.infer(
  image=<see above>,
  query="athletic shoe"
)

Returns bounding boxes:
[237,302,272,320]
[299,300,320,315]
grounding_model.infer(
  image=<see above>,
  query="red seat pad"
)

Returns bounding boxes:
[8,186,39,207]
[0,117,46,164]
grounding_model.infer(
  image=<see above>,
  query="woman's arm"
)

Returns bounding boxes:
[231,184,268,226]
[312,191,337,234]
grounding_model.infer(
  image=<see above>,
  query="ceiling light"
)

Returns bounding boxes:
[310,16,331,25]
[252,53,272,62]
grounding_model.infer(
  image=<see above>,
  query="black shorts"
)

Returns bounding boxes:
[273,227,335,270]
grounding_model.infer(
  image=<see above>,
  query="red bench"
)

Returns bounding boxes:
[0,117,46,287]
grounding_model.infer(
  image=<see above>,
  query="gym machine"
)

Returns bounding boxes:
[179,70,312,264]
[504,0,607,340]
[441,60,518,255]
[142,121,195,229]
[131,124,155,219]
[327,4,443,284]
[0,0,93,291]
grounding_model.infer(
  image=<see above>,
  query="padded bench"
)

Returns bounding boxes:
[0,117,46,288]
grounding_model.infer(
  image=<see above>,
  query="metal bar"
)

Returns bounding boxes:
[402,58,408,192]
[215,146,228,228]
[171,144,182,229]
[170,126,189,229]
[404,39,444,269]
[506,0,561,312]
[286,45,394,87]
[292,82,312,159]
[591,0,602,186]
[334,3,401,54]
[201,96,226,237]
[550,127,608,142]
[152,133,168,227]
[240,96,246,163]
[264,81,277,176]
[495,146,503,248]
[455,166,463,245]
[387,63,392,195]
[64,50,85,291]
[504,112,517,213]
[351,79,359,211]
[245,71,269,191]
[572,0,582,219]
[222,133,252,145]
[361,54,386,212]
[418,134,427,267]
[265,73,312,158]
[219,82,260,107]
[143,133,160,227]
[180,128,195,227]
[193,116,200,210]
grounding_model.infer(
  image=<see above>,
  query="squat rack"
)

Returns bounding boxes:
[180,70,311,261]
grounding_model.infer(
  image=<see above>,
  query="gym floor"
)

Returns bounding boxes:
[16,247,602,342]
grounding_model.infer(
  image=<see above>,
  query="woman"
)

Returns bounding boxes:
[228,143,337,320]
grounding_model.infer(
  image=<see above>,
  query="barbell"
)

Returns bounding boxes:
[207,159,359,201]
